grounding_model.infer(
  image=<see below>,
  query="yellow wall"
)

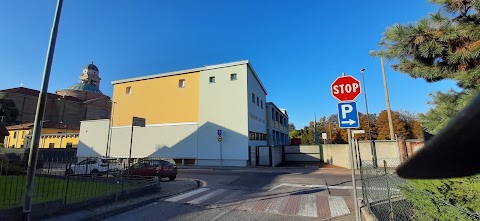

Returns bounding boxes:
[40,135,79,149]
[112,72,200,126]
[5,128,79,148]
[5,129,29,148]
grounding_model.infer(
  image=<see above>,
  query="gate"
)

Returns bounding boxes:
[256,146,271,166]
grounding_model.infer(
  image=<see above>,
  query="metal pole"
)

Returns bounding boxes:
[380,57,395,140]
[23,0,63,219]
[128,118,134,166]
[105,101,115,157]
[347,129,360,221]
[361,69,377,166]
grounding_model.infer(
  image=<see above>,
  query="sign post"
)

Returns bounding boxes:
[218,129,223,166]
[331,74,361,221]
[129,117,145,169]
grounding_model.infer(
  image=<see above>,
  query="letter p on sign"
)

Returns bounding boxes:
[341,104,353,118]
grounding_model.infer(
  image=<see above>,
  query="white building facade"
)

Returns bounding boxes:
[78,61,269,167]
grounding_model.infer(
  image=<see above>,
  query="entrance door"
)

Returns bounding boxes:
[257,146,271,166]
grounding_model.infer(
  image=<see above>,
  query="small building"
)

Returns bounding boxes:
[266,102,289,145]
[79,60,269,166]
[4,121,79,149]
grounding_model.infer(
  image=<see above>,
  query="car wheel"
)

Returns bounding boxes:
[169,176,176,181]
[65,169,73,176]
[91,169,100,177]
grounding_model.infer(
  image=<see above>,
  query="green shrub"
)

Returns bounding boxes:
[402,176,480,220]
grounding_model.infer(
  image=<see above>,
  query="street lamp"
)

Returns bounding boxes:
[360,68,377,166]
[105,101,116,157]
[370,50,395,140]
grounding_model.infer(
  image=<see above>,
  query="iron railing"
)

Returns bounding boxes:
[0,157,164,209]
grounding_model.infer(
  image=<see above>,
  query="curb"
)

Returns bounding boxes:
[77,179,200,221]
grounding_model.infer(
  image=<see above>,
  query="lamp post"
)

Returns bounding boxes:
[105,101,116,157]
[370,50,395,140]
[23,0,63,220]
[360,68,377,166]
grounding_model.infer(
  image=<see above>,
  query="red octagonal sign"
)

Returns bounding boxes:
[331,75,361,101]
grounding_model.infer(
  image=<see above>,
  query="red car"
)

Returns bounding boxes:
[123,159,177,181]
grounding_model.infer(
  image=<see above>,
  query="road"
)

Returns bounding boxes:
[102,167,361,221]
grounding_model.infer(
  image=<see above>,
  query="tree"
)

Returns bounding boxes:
[0,97,19,126]
[300,127,310,144]
[378,0,480,133]
[398,110,424,139]
[356,112,378,140]
[378,1,480,218]
[376,110,408,140]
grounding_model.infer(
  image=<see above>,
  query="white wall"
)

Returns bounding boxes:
[323,141,401,169]
[198,64,249,166]
[78,119,109,157]
[109,123,198,158]
[79,120,199,159]
[272,146,283,167]
[247,66,267,147]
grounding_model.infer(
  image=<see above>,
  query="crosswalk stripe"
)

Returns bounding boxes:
[328,196,350,217]
[297,195,318,217]
[186,189,228,205]
[165,188,210,202]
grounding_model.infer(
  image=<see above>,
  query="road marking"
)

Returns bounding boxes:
[268,183,362,191]
[297,194,318,217]
[164,188,210,202]
[186,189,228,205]
[211,190,244,207]
[212,210,230,221]
[328,196,350,217]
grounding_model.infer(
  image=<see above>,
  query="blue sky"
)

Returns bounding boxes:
[0,1,458,127]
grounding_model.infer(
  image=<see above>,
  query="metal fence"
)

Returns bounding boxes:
[0,157,165,209]
[361,158,480,221]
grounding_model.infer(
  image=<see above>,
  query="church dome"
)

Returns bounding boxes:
[64,83,103,94]
[84,63,99,72]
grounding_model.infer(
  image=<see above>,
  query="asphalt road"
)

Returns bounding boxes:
[102,167,361,221]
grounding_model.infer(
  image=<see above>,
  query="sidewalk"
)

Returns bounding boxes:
[41,178,199,221]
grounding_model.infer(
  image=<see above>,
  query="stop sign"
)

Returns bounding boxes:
[331,76,361,101]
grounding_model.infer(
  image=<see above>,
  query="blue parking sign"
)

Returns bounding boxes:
[337,101,360,128]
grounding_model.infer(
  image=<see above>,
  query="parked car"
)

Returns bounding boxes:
[66,158,122,176]
[123,159,177,181]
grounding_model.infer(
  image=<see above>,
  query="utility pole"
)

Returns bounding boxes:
[370,50,395,140]
[380,57,395,140]
[23,0,63,220]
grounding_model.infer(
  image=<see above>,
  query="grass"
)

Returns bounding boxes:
[0,175,121,209]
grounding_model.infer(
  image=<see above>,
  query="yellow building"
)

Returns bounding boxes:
[4,121,79,149]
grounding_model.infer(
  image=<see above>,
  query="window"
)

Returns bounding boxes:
[230,73,237,80]
[179,79,185,88]
[209,76,216,83]
[66,142,73,148]
[261,100,263,109]
[13,131,17,139]
[276,112,279,121]
[252,93,255,103]
[49,143,54,148]
[126,86,132,94]
[272,108,275,120]
[257,97,259,106]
